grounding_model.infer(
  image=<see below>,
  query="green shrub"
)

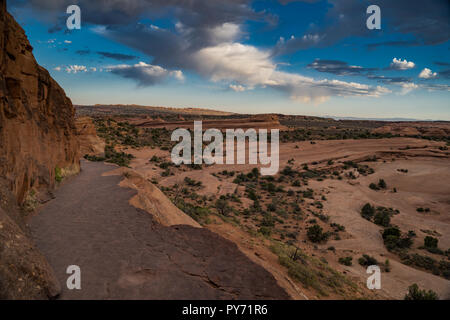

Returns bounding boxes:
[382,227,413,251]
[150,155,160,162]
[330,223,345,232]
[104,145,134,167]
[246,188,258,201]
[184,177,202,187]
[361,203,375,220]
[338,256,353,266]
[358,254,378,266]
[271,242,356,297]
[215,198,231,216]
[174,199,210,224]
[84,154,106,162]
[384,259,391,272]
[400,253,450,279]
[302,189,314,199]
[307,225,329,243]
[258,226,272,237]
[267,182,276,193]
[378,179,387,189]
[374,210,391,227]
[260,213,276,228]
[369,183,379,190]
[404,284,438,300]
[281,166,296,177]
[55,166,63,182]
[424,236,438,249]
[292,180,301,187]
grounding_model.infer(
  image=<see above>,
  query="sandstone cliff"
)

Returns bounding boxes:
[75,117,105,156]
[0,1,79,299]
[0,1,80,204]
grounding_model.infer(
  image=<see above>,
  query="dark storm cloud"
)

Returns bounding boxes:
[107,62,183,86]
[367,75,412,84]
[8,0,259,27]
[100,23,188,70]
[434,61,450,67]
[307,59,377,76]
[279,0,321,4]
[9,0,262,70]
[274,0,450,55]
[97,51,137,61]
[437,69,450,79]
[366,40,420,50]
[109,64,168,86]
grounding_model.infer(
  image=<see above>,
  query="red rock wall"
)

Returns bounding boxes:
[0,1,80,203]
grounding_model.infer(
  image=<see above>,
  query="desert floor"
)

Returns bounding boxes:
[124,137,450,299]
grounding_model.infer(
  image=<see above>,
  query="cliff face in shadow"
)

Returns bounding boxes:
[0,0,79,299]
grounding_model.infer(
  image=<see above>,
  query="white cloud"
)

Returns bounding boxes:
[107,62,184,85]
[301,34,321,42]
[53,66,61,71]
[400,82,418,95]
[209,23,242,44]
[229,84,247,92]
[170,70,185,81]
[64,40,72,44]
[66,65,87,73]
[193,43,275,87]
[418,68,437,79]
[192,42,390,102]
[90,67,97,72]
[390,58,415,70]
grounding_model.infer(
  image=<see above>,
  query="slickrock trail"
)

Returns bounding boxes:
[29,160,289,299]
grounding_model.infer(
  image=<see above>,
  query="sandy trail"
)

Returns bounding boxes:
[30,160,289,299]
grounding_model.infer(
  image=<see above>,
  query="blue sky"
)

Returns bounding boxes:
[9,0,450,120]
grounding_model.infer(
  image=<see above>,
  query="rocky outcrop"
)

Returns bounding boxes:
[372,125,421,136]
[0,1,79,299]
[0,206,61,299]
[104,167,201,228]
[75,117,105,156]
